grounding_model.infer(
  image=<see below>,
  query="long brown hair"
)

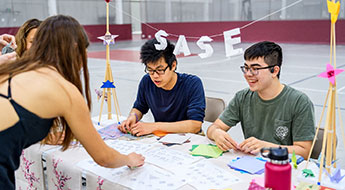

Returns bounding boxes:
[15,18,42,57]
[0,15,91,150]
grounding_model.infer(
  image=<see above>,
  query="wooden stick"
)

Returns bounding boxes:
[318,85,333,183]
[336,91,345,154]
[107,88,112,119]
[305,87,330,169]
[106,1,109,33]
[112,88,120,123]
[332,94,337,168]
[98,89,106,125]
[109,66,122,117]
[325,87,335,173]
[331,23,337,69]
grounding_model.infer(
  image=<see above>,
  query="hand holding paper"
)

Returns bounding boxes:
[130,122,157,136]
[238,137,271,155]
[213,128,239,151]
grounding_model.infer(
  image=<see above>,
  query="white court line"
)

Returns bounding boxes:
[338,85,345,93]
[180,57,241,66]
[201,77,246,84]
[286,53,345,59]
[294,87,328,93]
[283,65,326,70]
[282,72,319,76]
[295,87,345,95]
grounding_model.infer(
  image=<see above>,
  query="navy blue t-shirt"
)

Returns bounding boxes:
[133,73,205,122]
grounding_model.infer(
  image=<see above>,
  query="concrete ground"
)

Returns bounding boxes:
[87,37,345,169]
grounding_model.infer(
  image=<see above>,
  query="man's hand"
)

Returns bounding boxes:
[238,137,271,155]
[130,122,157,136]
[213,128,239,151]
[118,114,137,133]
[0,34,16,50]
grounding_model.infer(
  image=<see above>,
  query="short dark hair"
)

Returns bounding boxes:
[140,38,177,70]
[244,41,283,78]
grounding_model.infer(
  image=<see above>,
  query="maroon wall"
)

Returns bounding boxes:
[0,24,132,42]
[83,24,132,42]
[141,20,345,44]
[0,27,18,36]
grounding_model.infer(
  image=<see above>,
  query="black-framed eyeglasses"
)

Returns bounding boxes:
[145,65,170,75]
[240,64,276,75]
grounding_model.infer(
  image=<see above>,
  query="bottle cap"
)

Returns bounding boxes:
[261,147,289,161]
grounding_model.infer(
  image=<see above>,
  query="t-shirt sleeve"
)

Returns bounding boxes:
[186,77,206,122]
[219,91,241,127]
[291,93,315,142]
[133,76,149,115]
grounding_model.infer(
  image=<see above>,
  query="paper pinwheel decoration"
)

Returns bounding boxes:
[318,63,344,85]
[98,34,118,46]
[327,0,340,23]
[325,168,345,183]
[101,80,115,88]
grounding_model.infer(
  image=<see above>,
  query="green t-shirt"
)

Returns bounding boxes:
[219,85,315,145]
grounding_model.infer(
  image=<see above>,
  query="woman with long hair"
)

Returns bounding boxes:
[15,18,64,144]
[0,15,145,189]
[15,18,41,57]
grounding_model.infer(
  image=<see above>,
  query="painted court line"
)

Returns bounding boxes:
[201,77,246,84]
[288,63,345,86]
[338,85,345,93]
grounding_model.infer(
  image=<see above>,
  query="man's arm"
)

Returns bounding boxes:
[130,120,202,136]
[239,137,312,159]
[206,118,239,151]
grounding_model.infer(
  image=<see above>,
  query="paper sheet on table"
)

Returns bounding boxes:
[177,159,242,190]
[105,140,153,155]
[77,160,186,190]
[97,123,124,140]
[190,144,223,158]
[158,134,191,144]
[144,147,201,171]
[228,156,265,174]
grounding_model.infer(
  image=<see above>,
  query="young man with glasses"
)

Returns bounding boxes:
[206,41,315,159]
[118,38,205,136]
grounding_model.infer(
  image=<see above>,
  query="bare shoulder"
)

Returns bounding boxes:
[11,67,83,117]
[16,67,78,95]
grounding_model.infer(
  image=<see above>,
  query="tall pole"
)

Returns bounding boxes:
[316,0,340,185]
[97,0,121,125]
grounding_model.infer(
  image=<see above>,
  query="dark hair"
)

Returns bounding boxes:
[140,38,177,70]
[244,41,283,78]
[15,18,42,57]
[0,15,90,151]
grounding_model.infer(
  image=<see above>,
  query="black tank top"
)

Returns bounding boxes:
[0,77,54,189]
